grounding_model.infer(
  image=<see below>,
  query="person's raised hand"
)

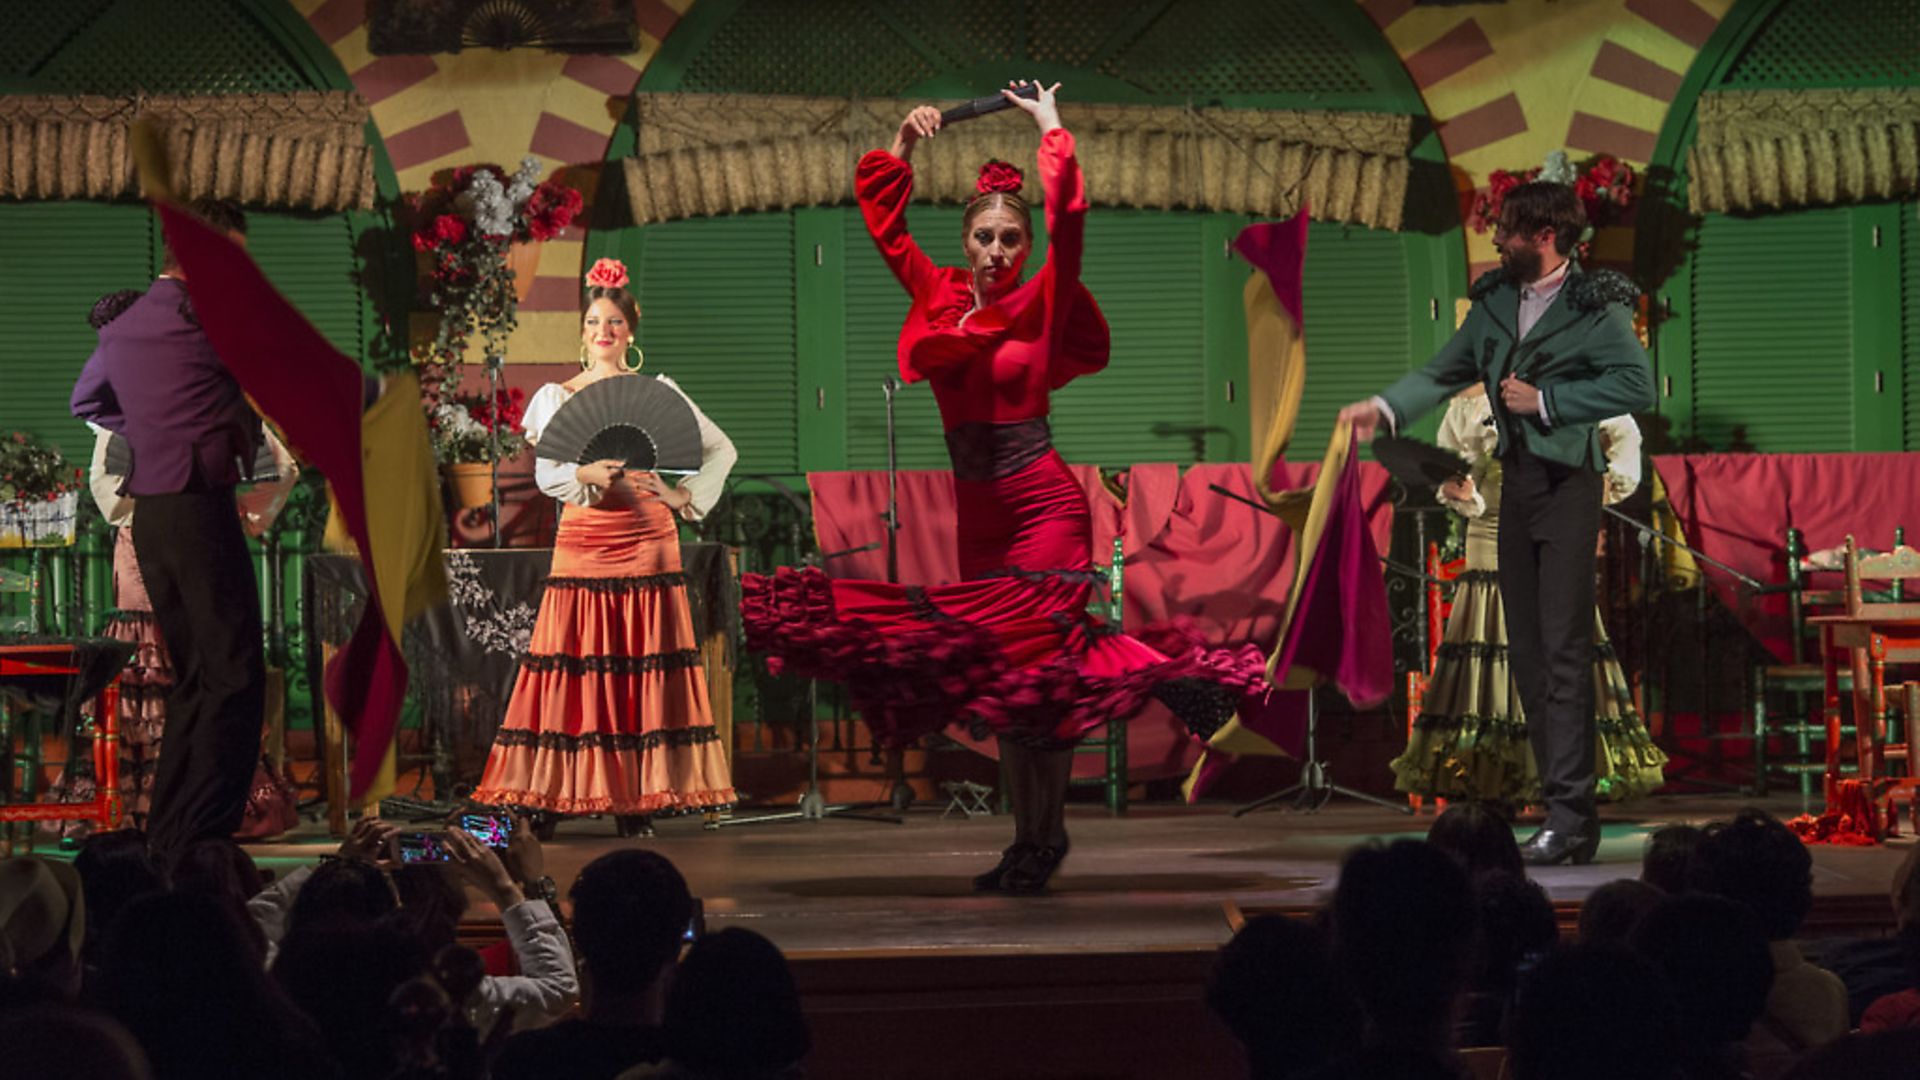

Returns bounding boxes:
[502,813,545,887]
[891,105,943,158]
[339,815,400,865]
[443,827,524,910]
[1337,399,1385,444]
[1004,78,1062,133]
[1440,476,1476,504]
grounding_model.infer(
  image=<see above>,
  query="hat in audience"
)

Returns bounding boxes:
[0,856,86,975]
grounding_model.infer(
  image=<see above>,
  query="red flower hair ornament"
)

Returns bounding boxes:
[585,257,629,290]
[976,160,1024,196]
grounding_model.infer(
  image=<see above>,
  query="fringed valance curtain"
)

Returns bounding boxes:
[0,91,377,211]
[622,94,1412,231]
[1688,87,1920,214]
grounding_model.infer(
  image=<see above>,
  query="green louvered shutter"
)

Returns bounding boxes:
[843,204,956,470]
[0,201,156,458]
[1690,207,1853,451]
[1052,211,1207,465]
[248,211,366,361]
[1905,201,1920,450]
[1293,221,1413,458]
[634,214,799,474]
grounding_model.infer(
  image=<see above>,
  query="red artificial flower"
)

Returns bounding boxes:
[976,159,1024,195]
[525,182,584,241]
[431,214,468,248]
[586,257,629,290]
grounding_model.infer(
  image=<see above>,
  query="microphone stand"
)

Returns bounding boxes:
[883,376,902,585]
[1202,482,1412,816]
[486,353,503,548]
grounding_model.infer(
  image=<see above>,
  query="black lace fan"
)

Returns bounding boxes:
[536,375,703,475]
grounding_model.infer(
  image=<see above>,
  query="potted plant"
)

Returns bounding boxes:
[420,365,529,509]
[1469,151,1636,262]
[407,157,581,519]
[0,432,83,548]
[408,156,583,367]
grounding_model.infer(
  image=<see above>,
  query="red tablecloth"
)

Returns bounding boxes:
[1653,452,1920,662]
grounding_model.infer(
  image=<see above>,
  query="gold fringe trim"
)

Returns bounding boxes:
[1687,87,1920,214]
[0,91,377,211]
[622,93,1411,231]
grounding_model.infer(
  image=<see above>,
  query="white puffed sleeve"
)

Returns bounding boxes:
[656,374,736,523]
[1434,393,1490,520]
[524,384,598,506]
[86,425,133,527]
[1598,414,1643,507]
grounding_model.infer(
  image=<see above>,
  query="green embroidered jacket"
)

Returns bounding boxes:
[1377,264,1655,473]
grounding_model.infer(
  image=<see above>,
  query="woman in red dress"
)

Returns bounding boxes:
[743,83,1266,893]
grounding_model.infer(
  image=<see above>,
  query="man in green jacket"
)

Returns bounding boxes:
[1340,181,1654,865]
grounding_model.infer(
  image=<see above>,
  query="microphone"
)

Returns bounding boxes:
[938,84,1038,126]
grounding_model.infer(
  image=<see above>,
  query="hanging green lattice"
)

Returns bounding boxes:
[1099,0,1374,101]
[29,0,313,95]
[673,0,1393,107]
[1720,0,1920,89]
[681,0,938,96]
[0,0,114,85]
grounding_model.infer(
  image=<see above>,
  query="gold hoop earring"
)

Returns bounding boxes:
[624,344,645,373]
[579,345,592,371]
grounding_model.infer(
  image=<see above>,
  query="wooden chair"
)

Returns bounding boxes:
[1829,535,1920,803]
[1405,541,1466,812]
[1069,535,1131,815]
[1752,527,1870,810]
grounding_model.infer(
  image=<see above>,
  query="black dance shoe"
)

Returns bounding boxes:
[1001,842,1069,895]
[972,843,1037,892]
[615,814,654,839]
[528,811,558,842]
[1520,825,1601,866]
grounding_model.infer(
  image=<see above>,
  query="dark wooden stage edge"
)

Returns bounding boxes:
[243,794,1907,1080]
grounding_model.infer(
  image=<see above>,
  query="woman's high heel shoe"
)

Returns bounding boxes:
[1001,841,1069,895]
[972,843,1037,892]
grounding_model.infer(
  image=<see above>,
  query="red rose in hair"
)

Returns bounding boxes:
[585,257,628,290]
[976,160,1024,196]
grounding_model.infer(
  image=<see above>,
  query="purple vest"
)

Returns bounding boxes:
[71,278,261,495]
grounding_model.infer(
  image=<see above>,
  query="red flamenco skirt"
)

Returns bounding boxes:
[741,449,1268,747]
[473,486,734,815]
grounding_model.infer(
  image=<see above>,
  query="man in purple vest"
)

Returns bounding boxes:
[70,198,265,866]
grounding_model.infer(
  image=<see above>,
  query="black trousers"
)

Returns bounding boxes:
[1497,451,1604,834]
[131,487,265,863]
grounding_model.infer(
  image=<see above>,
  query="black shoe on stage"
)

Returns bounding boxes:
[1520,825,1601,866]
[1001,842,1069,895]
[528,811,558,842]
[615,814,654,839]
[973,843,1038,892]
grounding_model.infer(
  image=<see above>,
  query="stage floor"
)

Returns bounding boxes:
[244,791,1910,954]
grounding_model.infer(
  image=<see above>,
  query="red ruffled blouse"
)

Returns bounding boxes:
[854,128,1111,430]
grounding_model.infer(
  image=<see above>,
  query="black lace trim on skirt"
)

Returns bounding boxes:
[543,571,686,592]
[520,649,701,676]
[491,725,724,753]
[974,566,1108,585]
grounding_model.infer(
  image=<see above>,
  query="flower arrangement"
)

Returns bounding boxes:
[0,431,82,547]
[1468,151,1636,258]
[408,156,584,365]
[419,365,529,465]
[0,431,80,506]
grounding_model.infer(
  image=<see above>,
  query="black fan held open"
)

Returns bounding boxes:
[1371,435,1469,491]
[535,375,704,475]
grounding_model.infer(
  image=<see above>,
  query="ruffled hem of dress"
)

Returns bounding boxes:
[470,786,736,816]
[742,566,1270,746]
